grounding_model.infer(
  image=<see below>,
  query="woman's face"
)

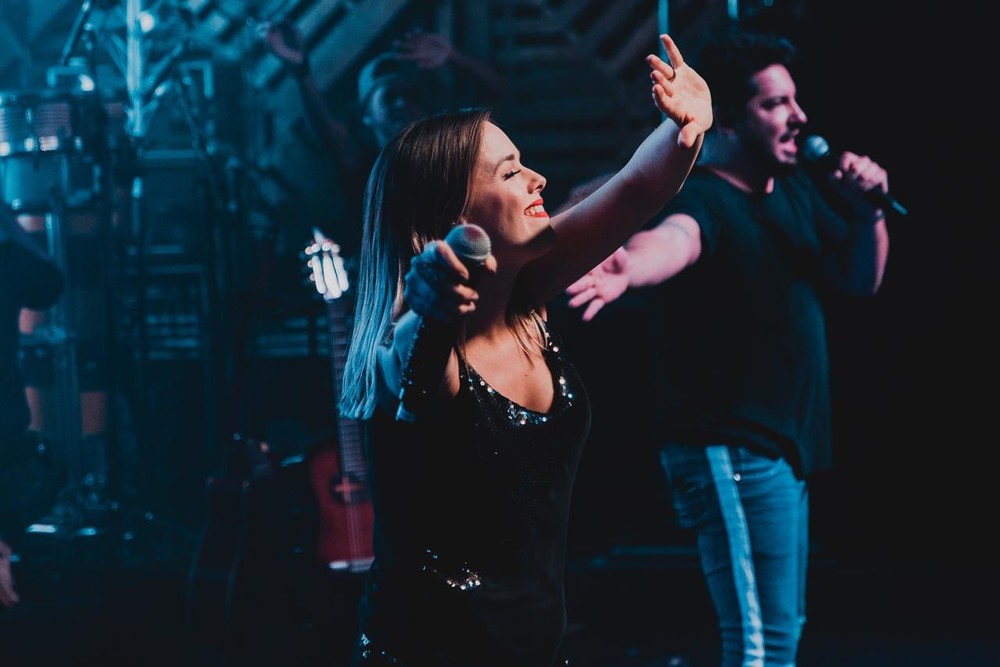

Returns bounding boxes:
[462,122,550,262]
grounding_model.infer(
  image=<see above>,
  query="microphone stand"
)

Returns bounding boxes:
[59,0,96,67]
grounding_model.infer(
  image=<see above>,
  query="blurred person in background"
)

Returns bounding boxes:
[0,204,65,609]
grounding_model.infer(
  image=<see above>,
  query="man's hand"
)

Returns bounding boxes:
[263,19,307,69]
[565,247,630,322]
[0,540,19,609]
[393,30,452,69]
[828,151,890,221]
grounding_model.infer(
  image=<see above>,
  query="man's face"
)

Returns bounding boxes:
[364,82,428,148]
[738,64,808,171]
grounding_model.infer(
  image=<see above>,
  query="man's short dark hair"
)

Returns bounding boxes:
[696,31,798,127]
[357,53,421,109]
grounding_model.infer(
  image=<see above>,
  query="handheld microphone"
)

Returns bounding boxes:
[801,135,908,217]
[395,224,492,423]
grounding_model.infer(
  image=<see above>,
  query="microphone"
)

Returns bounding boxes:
[395,224,492,423]
[800,135,908,217]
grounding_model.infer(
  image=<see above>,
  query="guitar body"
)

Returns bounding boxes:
[308,439,374,572]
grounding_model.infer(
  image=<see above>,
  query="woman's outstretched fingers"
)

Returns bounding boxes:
[660,33,684,69]
[649,34,712,148]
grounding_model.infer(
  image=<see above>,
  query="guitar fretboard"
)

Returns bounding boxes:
[325,297,365,479]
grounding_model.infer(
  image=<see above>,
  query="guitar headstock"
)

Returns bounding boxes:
[304,227,350,303]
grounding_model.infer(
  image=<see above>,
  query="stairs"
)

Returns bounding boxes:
[244,0,678,208]
[485,0,666,206]
[0,0,719,211]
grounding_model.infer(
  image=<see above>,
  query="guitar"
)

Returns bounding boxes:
[304,229,375,573]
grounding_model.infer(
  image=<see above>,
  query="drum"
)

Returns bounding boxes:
[0,88,105,212]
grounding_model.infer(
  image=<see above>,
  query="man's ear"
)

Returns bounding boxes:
[361,113,374,128]
[717,123,738,137]
[715,107,736,130]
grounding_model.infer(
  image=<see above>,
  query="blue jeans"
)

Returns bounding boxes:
[660,444,808,667]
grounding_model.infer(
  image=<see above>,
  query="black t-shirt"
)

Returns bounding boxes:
[648,166,850,477]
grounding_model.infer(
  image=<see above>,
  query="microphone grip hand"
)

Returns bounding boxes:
[801,135,908,217]
[837,150,906,218]
[395,224,493,423]
[394,256,477,423]
[863,188,908,217]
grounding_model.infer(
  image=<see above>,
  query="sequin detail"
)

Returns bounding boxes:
[358,633,402,664]
[461,330,574,427]
[422,549,482,591]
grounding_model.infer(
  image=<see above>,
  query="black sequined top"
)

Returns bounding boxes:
[356,320,591,666]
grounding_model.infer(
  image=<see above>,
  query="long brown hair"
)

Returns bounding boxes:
[339,108,492,420]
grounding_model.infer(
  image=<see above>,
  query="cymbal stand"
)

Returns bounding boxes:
[26,0,145,541]
[23,199,104,538]
[49,0,215,557]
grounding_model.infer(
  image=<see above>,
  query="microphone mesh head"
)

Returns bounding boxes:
[801,135,831,163]
[445,224,492,263]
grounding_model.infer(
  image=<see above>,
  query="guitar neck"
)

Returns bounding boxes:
[326,299,364,476]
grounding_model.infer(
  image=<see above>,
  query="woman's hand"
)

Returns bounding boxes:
[403,238,496,322]
[648,34,713,149]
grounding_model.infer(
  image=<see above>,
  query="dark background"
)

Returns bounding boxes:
[560,2,997,575]
[1,1,996,664]
[0,0,993,584]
